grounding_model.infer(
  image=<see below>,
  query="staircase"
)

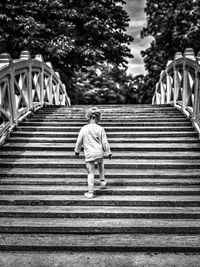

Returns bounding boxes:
[0,104,200,252]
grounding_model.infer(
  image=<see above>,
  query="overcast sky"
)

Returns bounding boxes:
[124,0,152,76]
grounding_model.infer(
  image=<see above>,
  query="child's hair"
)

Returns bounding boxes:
[86,107,101,121]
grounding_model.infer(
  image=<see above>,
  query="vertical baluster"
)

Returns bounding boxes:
[196,52,200,125]
[35,54,44,106]
[46,62,53,105]
[193,68,199,122]
[20,51,33,110]
[0,53,16,125]
[166,60,173,104]
[40,66,44,106]
[182,58,187,110]
[174,52,183,107]
[183,48,196,112]
[9,63,18,124]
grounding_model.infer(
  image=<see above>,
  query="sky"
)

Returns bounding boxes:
[124,0,152,76]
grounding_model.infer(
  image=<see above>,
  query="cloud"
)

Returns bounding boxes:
[127,63,146,76]
[124,0,152,76]
[124,0,146,21]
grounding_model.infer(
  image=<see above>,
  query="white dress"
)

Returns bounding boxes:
[74,123,111,162]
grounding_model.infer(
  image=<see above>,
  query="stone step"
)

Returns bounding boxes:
[2,143,200,151]
[30,115,186,120]
[0,168,199,178]
[15,126,195,132]
[30,114,185,119]
[36,108,181,113]
[35,111,182,116]
[21,120,192,126]
[0,195,199,206]
[33,108,182,113]
[0,217,200,234]
[0,233,199,252]
[0,150,200,159]
[0,178,200,186]
[11,131,198,138]
[1,206,200,219]
[1,104,200,253]
[1,158,200,169]
[7,137,199,144]
[0,185,199,195]
[25,117,190,122]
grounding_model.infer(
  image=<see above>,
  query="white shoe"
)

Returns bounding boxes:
[84,192,94,198]
[100,180,107,188]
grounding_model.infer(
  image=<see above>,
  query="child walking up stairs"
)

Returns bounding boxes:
[0,104,200,254]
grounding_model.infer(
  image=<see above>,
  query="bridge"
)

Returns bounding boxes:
[0,48,200,254]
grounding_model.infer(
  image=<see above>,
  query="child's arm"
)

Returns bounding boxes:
[74,128,83,155]
[101,128,112,157]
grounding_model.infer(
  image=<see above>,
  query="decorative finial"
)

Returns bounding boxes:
[20,51,31,60]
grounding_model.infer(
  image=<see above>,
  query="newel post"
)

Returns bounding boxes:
[46,62,53,105]
[173,51,182,106]
[20,51,33,110]
[194,51,200,122]
[183,48,195,110]
[35,54,44,106]
[0,53,17,124]
[166,60,173,104]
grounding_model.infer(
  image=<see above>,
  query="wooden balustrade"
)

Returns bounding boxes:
[0,51,70,144]
[152,48,200,137]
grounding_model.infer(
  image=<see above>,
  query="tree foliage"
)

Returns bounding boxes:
[0,0,133,103]
[140,0,200,102]
[73,64,141,104]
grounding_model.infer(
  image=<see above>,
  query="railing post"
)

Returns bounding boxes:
[182,58,187,110]
[9,63,18,124]
[173,64,178,107]
[20,51,33,110]
[0,53,17,125]
[46,62,53,105]
[194,51,200,123]
[173,52,183,107]
[166,60,173,104]
[35,54,44,106]
[193,68,199,121]
[183,48,196,112]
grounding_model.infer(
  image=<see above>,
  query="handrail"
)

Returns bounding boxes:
[0,51,70,144]
[152,48,200,137]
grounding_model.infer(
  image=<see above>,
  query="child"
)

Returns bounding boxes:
[74,107,112,198]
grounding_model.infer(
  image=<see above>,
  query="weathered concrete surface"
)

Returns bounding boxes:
[0,252,200,267]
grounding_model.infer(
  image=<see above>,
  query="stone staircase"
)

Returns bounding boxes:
[0,104,200,252]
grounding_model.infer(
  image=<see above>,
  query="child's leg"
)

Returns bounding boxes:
[97,159,105,181]
[97,158,107,188]
[86,161,95,193]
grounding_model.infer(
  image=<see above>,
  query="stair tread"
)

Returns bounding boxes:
[3,143,200,148]
[0,217,200,228]
[1,158,200,164]
[0,168,199,176]
[0,150,200,158]
[16,126,193,130]
[0,233,199,249]
[7,137,199,142]
[1,185,200,191]
[12,131,196,134]
[0,195,199,201]
[1,104,200,250]
[1,205,200,213]
[1,178,199,185]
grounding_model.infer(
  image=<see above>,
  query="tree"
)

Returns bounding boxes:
[0,0,133,103]
[140,0,200,102]
[73,63,140,104]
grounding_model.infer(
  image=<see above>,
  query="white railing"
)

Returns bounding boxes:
[0,51,70,144]
[152,48,200,136]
